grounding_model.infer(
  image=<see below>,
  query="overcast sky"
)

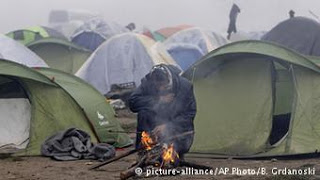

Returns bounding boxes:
[1,0,320,34]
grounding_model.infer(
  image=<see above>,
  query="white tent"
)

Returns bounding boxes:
[76,33,177,95]
[72,17,128,40]
[163,27,228,55]
[0,34,48,67]
[71,17,129,51]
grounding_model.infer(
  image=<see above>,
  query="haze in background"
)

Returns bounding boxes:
[1,0,320,34]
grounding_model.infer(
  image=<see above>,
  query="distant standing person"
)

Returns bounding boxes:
[227,3,241,40]
[289,10,295,18]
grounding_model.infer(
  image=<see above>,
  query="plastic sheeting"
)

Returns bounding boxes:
[164,27,228,55]
[0,34,48,67]
[0,98,31,150]
[76,33,177,95]
[71,18,128,51]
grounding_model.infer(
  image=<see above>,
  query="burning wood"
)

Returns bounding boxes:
[89,130,210,180]
[161,143,179,167]
[141,131,154,150]
[119,131,211,180]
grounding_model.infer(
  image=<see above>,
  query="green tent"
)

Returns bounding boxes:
[6,26,67,45]
[0,60,130,155]
[35,67,132,147]
[27,38,91,74]
[183,40,320,158]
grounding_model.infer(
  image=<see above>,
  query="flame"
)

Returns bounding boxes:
[162,143,179,164]
[141,131,154,150]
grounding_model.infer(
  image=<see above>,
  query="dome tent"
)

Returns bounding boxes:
[143,24,193,42]
[166,43,204,71]
[35,68,132,147]
[6,26,67,45]
[262,17,320,56]
[71,18,128,51]
[0,34,48,67]
[76,33,178,95]
[164,27,228,55]
[183,40,320,157]
[27,38,91,74]
[0,60,131,155]
[163,27,227,71]
[0,59,95,155]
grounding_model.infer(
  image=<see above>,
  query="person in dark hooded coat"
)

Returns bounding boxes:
[227,3,241,40]
[129,64,196,157]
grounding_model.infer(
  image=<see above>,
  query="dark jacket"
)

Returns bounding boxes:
[227,3,241,34]
[129,65,196,154]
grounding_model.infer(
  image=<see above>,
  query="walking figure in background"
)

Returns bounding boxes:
[227,3,241,40]
[289,10,295,18]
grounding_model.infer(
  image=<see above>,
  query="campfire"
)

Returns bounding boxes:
[141,131,180,168]
[141,131,179,165]
[119,131,178,179]
[141,131,154,151]
[119,131,206,180]
[90,130,211,180]
[161,143,179,166]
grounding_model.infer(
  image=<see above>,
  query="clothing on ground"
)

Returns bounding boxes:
[41,128,115,161]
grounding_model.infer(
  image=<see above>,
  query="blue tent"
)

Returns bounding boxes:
[72,31,105,51]
[163,27,227,71]
[167,43,204,71]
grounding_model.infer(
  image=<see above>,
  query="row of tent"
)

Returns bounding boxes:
[3,15,320,157]
[6,17,267,80]
[6,24,232,73]
[4,23,232,95]
[6,26,92,74]
[0,22,228,156]
[3,37,320,157]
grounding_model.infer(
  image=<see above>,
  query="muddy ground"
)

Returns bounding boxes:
[1,110,320,180]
